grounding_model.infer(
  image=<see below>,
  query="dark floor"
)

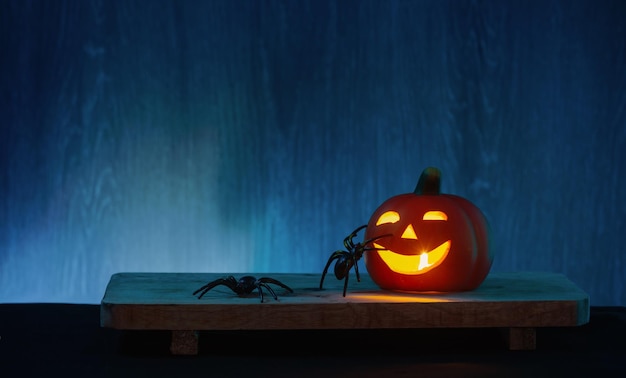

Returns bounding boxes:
[0,304,624,377]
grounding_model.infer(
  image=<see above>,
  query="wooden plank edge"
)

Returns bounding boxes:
[100,299,589,330]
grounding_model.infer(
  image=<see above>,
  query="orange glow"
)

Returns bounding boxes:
[376,211,400,225]
[423,211,447,220]
[347,292,454,303]
[400,224,418,239]
[373,240,451,275]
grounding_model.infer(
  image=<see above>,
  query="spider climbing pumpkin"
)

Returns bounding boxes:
[363,167,493,292]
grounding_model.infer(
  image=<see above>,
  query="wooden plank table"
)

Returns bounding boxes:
[100,272,589,355]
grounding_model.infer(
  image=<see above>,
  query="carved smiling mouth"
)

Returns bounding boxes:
[372,240,451,275]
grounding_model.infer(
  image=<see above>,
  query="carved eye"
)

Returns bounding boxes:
[376,211,400,225]
[423,211,447,221]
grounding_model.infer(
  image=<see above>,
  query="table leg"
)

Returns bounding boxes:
[505,327,536,350]
[170,330,199,355]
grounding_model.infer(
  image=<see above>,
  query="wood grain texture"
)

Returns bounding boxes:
[100,272,589,330]
[1,0,624,306]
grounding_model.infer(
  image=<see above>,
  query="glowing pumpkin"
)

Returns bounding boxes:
[364,167,493,292]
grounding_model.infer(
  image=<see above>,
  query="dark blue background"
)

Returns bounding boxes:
[1,0,624,304]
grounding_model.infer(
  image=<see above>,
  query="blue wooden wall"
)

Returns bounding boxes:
[1,0,624,305]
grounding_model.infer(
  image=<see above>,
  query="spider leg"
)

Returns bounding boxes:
[363,233,393,247]
[256,285,266,303]
[353,259,361,282]
[342,271,350,297]
[193,278,231,299]
[259,283,278,302]
[355,235,393,263]
[329,258,353,297]
[360,244,392,262]
[363,245,388,252]
[319,251,343,289]
[344,224,367,250]
[258,277,294,293]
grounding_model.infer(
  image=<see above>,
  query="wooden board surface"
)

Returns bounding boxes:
[100,272,589,331]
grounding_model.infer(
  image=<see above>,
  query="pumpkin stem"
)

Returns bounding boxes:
[414,167,441,195]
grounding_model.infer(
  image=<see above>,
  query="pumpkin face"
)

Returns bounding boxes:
[364,167,493,292]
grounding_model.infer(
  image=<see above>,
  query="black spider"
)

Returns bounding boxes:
[319,224,391,297]
[193,275,293,303]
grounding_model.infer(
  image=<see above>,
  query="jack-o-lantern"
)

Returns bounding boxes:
[364,167,493,292]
